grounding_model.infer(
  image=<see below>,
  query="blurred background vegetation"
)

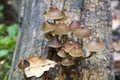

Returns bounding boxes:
[0,1,19,80]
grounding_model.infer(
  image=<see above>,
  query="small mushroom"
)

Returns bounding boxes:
[73,25,91,38]
[44,6,64,19]
[44,32,54,41]
[69,20,80,31]
[56,11,68,21]
[61,58,74,66]
[57,48,67,58]
[64,41,77,53]
[42,21,55,33]
[85,38,105,52]
[69,46,83,57]
[47,36,61,48]
[18,59,30,70]
[70,69,78,78]
[54,22,69,35]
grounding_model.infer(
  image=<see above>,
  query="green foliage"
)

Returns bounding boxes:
[0,23,19,79]
[0,3,19,80]
[7,24,19,38]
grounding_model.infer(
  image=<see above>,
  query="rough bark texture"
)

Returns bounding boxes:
[9,0,114,80]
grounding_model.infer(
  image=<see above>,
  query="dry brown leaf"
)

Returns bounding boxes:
[24,56,57,78]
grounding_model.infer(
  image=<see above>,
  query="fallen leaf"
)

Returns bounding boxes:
[24,56,57,78]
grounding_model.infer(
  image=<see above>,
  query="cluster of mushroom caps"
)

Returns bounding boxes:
[42,6,105,67]
[18,6,105,78]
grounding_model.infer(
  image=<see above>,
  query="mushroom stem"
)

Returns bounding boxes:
[80,39,83,48]
[54,20,56,24]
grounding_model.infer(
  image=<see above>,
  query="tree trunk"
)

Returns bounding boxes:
[9,0,114,80]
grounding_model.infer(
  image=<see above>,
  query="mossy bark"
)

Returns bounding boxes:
[9,0,114,80]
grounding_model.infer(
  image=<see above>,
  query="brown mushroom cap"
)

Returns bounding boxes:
[18,59,30,69]
[69,46,83,57]
[44,32,54,41]
[64,41,77,53]
[73,25,91,38]
[44,6,64,19]
[47,36,61,48]
[42,21,55,33]
[54,22,69,35]
[56,11,68,21]
[85,38,105,52]
[57,48,66,58]
[61,58,74,66]
[69,20,80,31]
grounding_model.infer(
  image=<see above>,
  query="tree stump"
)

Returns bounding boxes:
[9,0,114,80]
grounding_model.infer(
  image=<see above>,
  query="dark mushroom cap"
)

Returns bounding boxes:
[44,32,54,41]
[44,6,64,19]
[69,46,83,57]
[73,25,91,38]
[54,22,69,35]
[42,21,55,33]
[18,59,30,69]
[61,58,74,66]
[47,36,61,48]
[85,38,105,52]
[69,20,80,31]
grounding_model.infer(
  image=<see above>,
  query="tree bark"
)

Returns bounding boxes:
[9,0,114,80]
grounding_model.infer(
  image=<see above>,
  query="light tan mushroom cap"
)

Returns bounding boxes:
[69,20,80,31]
[73,25,91,38]
[64,41,77,53]
[57,48,66,58]
[69,46,83,57]
[85,38,105,52]
[42,21,55,33]
[44,7,64,19]
[54,22,69,35]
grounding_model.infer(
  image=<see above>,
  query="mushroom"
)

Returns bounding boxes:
[64,41,78,53]
[44,32,54,41]
[73,25,91,46]
[18,59,30,70]
[57,48,67,58]
[24,56,57,78]
[47,36,61,48]
[42,21,55,33]
[69,45,83,57]
[61,58,74,66]
[69,20,80,31]
[44,6,64,20]
[73,25,91,38]
[54,22,69,35]
[85,38,105,53]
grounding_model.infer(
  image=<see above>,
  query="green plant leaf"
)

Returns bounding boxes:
[0,24,5,33]
[0,12,4,19]
[0,49,9,58]
[0,5,4,11]
[0,36,15,46]
[7,24,19,38]
[2,62,11,69]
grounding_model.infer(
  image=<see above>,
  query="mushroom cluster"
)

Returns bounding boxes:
[42,6,105,67]
[18,6,105,79]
